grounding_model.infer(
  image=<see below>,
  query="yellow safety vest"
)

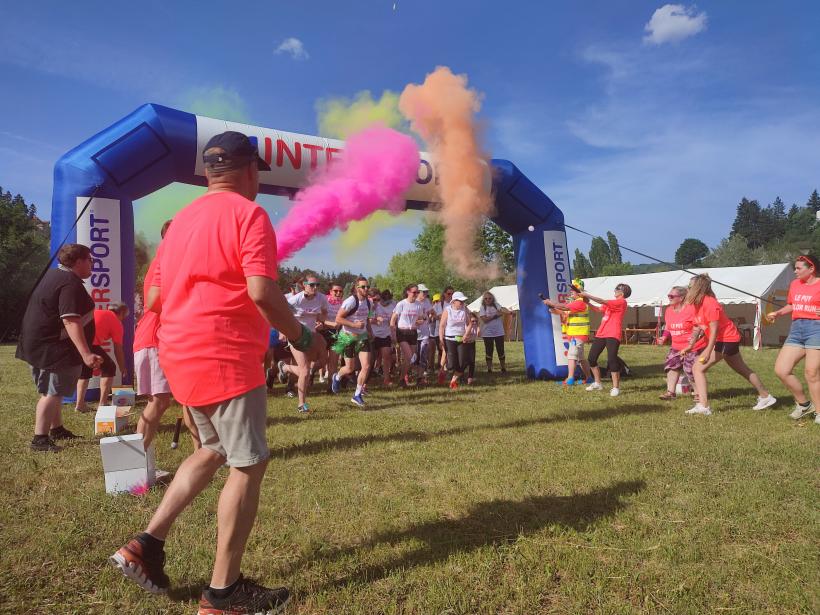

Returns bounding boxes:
[566,305,590,337]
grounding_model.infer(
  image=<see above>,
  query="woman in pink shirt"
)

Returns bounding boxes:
[767,255,820,424]
[657,286,704,400]
[582,283,631,397]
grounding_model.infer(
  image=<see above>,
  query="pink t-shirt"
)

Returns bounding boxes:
[153,191,278,406]
[595,297,627,340]
[664,304,705,351]
[93,309,123,346]
[788,278,820,320]
[695,295,740,343]
[133,258,160,352]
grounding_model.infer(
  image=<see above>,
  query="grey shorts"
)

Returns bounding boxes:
[31,364,82,397]
[566,340,586,361]
[188,386,269,468]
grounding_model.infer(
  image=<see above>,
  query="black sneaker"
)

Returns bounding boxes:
[109,535,170,594]
[198,575,290,614]
[49,425,81,441]
[30,435,61,452]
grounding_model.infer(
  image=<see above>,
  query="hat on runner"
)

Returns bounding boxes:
[433,293,441,301]
[451,291,468,302]
[202,131,271,171]
[417,283,429,292]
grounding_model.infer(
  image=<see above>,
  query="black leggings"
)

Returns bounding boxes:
[482,336,505,361]
[445,339,475,377]
[587,337,621,374]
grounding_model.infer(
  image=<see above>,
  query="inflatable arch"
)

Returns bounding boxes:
[50,103,572,386]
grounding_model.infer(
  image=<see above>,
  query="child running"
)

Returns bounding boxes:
[390,284,426,387]
[685,274,776,415]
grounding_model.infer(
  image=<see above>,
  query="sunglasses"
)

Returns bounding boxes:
[358,285,370,290]
[667,294,680,299]
[305,282,319,287]
[408,290,419,295]
[331,289,342,294]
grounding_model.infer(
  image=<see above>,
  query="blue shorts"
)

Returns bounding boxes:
[784,318,820,350]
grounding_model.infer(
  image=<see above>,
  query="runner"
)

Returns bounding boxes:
[439,291,471,389]
[657,285,703,401]
[436,287,454,383]
[479,291,509,374]
[332,277,373,407]
[320,282,344,387]
[767,255,820,424]
[415,284,436,384]
[279,275,328,413]
[390,284,426,387]
[371,289,397,386]
[462,311,479,385]
[75,302,129,410]
[582,283,631,396]
[685,274,776,416]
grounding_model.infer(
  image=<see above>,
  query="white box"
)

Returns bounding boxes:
[100,434,156,494]
[112,387,135,407]
[95,405,130,435]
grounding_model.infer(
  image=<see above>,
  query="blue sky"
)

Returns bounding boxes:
[1,1,818,274]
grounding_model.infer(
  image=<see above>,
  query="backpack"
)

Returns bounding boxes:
[341,295,371,319]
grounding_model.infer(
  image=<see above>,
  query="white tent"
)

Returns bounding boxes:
[470,264,794,348]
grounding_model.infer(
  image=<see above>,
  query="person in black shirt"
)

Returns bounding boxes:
[16,243,102,452]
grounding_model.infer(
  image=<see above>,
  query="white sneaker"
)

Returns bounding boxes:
[752,394,777,411]
[610,387,620,397]
[685,404,712,416]
[815,414,820,425]
[585,382,603,391]
[789,402,814,419]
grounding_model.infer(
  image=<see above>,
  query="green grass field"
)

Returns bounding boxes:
[0,343,817,614]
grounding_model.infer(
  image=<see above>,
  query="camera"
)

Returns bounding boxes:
[538,292,546,300]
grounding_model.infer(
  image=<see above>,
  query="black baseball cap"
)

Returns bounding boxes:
[202,131,271,171]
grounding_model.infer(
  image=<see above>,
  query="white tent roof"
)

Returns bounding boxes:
[467,285,520,312]
[468,264,791,311]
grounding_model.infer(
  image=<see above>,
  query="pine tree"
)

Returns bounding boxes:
[572,248,594,278]
[606,231,622,264]
[588,236,611,273]
[730,198,764,249]
[806,189,820,213]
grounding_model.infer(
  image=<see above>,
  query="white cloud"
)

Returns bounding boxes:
[644,4,707,45]
[275,37,310,60]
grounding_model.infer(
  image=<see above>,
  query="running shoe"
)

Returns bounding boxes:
[752,394,777,411]
[331,373,341,394]
[198,575,290,614]
[685,404,712,416]
[109,536,170,594]
[789,401,815,419]
[265,368,276,390]
[815,414,820,425]
[30,435,61,452]
[565,377,576,386]
[297,403,310,414]
[351,394,365,407]
[659,391,676,401]
[49,425,81,441]
[276,361,287,384]
[449,380,458,390]
[610,387,620,397]
[585,382,603,391]
[437,370,446,385]
[466,377,474,385]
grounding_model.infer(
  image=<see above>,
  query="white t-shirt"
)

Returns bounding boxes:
[371,301,395,338]
[339,294,371,336]
[416,298,434,338]
[393,299,424,330]
[444,304,468,338]
[287,291,329,328]
[325,297,342,323]
[479,304,505,338]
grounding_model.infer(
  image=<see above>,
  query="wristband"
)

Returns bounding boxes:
[290,323,314,352]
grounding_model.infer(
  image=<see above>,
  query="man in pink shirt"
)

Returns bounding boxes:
[110,131,324,613]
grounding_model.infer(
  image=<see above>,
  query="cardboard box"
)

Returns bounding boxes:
[112,387,135,407]
[100,434,156,494]
[95,405,131,435]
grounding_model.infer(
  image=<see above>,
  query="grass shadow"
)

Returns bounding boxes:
[297,479,646,590]
[167,579,209,603]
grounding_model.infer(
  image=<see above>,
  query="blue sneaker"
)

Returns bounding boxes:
[565,377,576,386]
[331,373,341,394]
[297,403,310,414]
[351,394,365,407]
